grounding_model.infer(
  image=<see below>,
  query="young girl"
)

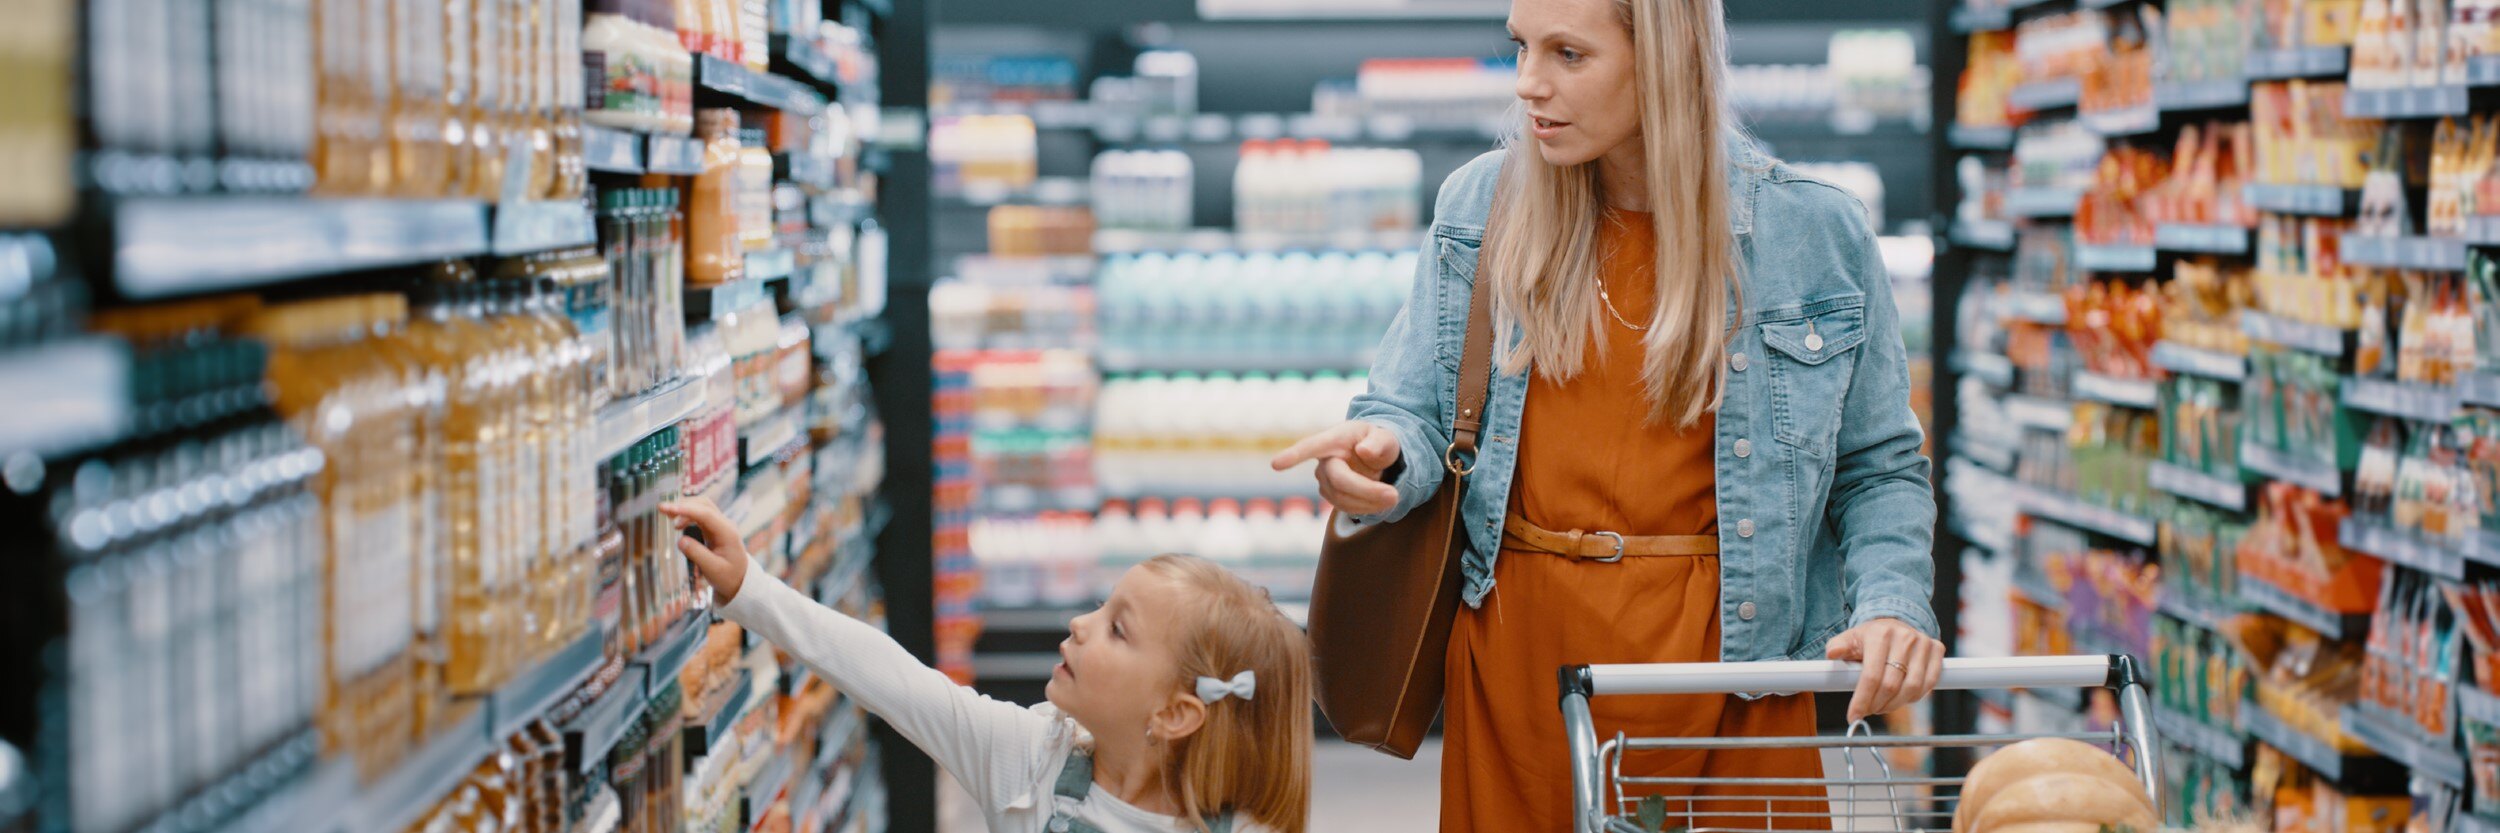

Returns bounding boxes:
[658,498,1313,833]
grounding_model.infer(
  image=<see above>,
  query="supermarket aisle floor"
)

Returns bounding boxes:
[937,738,1444,831]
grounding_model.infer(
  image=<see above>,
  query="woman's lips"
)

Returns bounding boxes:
[1532,116,1570,140]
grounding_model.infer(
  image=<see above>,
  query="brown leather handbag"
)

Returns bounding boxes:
[1306,229,1498,759]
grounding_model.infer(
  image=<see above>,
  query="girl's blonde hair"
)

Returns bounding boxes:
[1487,0,1746,427]
[1141,554,1312,833]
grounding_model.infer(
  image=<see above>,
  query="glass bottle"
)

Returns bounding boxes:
[688,110,744,286]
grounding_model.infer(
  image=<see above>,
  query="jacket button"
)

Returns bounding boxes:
[1738,601,1757,621]
[1733,438,1751,458]
[1736,519,1754,538]
[1730,352,1749,372]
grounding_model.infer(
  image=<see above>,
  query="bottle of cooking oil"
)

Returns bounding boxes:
[363,294,453,736]
[463,279,531,676]
[466,0,508,200]
[409,271,514,694]
[391,0,450,196]
[247,298,416,782]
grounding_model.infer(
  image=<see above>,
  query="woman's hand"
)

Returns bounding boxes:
[658,497,747,605]
[1271,420,1403,516]
[1824,618,1944,723]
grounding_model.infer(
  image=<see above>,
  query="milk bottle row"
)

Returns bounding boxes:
[1094,250,1413,368]
[1233,141,1423,241]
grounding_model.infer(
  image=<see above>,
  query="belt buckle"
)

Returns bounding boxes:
[1592,531,1625,563]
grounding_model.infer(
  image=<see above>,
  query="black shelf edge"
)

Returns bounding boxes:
[685,670,756,759]
[2341,703,2466,788]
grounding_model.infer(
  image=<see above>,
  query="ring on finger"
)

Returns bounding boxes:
[1885,659,1907,672]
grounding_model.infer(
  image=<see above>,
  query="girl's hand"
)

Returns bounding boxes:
[1271,420,1403,516]
[659,497,747,605]
[1824,618,1943,723]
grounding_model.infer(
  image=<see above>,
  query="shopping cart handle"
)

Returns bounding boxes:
[1559,655,2138,699]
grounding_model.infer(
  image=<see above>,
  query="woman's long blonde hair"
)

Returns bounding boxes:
[1487,0,1745,427]
[1142,554,1313,833]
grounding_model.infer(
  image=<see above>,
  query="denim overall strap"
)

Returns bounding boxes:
[1048,749,1233,833]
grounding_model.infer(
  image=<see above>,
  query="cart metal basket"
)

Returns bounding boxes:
[1558,655,2161,833]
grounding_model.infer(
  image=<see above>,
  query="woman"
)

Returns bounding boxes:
[1269,0,1942,829]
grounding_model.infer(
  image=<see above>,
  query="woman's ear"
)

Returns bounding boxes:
[1150,693,1210,744]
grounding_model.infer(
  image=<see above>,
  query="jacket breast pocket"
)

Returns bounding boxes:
[1433,234,1482,372]
[1761,301,1867,456]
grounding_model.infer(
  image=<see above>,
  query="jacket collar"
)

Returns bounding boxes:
[1723,131,1764,237]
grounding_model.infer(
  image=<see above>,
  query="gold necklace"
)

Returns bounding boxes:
[1597,280,1648,331]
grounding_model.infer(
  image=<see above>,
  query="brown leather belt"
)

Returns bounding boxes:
[1502,513,1720,562]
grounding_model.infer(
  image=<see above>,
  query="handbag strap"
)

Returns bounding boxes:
[1445,200,1501,476]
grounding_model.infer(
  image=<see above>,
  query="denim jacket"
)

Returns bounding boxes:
[1346,142,1938,664]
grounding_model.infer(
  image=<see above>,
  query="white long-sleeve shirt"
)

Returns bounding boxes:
[714,556,1278,833]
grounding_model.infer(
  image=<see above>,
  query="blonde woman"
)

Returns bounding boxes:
[1270,0,1941,828]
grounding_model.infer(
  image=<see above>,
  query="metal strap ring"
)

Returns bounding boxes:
[1444,443,1476,476]
[1593,531,1625,563]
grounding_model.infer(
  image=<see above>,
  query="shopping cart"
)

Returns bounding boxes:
[1559,655,2161,833]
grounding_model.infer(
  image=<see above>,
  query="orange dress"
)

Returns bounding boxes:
[1440,207,1828,832]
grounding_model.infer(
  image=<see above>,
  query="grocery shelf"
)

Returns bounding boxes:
[2073,243,2157,272]
[209,754,352,833]
[2153,708,2247,769]
[683,670,755,758]
[1946,123,2015,150]
[584,125,644,174]
[2238,572,2363,638]
[1999,290,2068,324]
[1950,350,2015,388]
[2470,214,2500,246]
[2342,84,2471,120]
[2008,78,2083,111]
[0,337,131,460]
[2463,685,2500,726]
[2240,311,2347,357]
[337,707,495,833]
[2155,79,2252,112]
[2242,702,2358,780]
[2237,441,2341,496]
[2003,186,2084,218]
[1095,349,1375,374]
[2150,340,2248,381]
[2338,375,2462,424]
[647,134,705,176]
[983,606,1084,633]
[2080,105,2158,137]
[564,665,652,774]
[491,199,597,257]
[696,54,825,114]
[2463,813,2500,833]
[774,35,843,90]
[2158,590,2246,634]
[2245,47,2350,81]
[486,629,608,741]
[746,247,798,282]
[2467,372,2500,408]
[1091,227,1425,255]
[1950,218,2016,251]
[111,196,489,299]
[2147,460,2248,512]
[1949,3,2012,32]
[2338,234,2468,271]
[2004,394,2075,431]
[1951,440,2016,475]
[2011,483,2158,545]
[2072,371,2158,408]
[2152,223,2251,255]
[639,613,711,705]
[595,377,706,461]
[742,408,805,469]
[2478,56,2500,86]
[2337,518,2465,580]
[2242,183,2358,217]
[2341,704,2465,787]
[2011,569,2066,612]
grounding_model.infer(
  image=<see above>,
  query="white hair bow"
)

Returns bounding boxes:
[1195,671,1257,704]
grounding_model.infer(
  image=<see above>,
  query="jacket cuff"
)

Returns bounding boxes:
[1849,597,1939,640]
[1350,417,1442,525]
